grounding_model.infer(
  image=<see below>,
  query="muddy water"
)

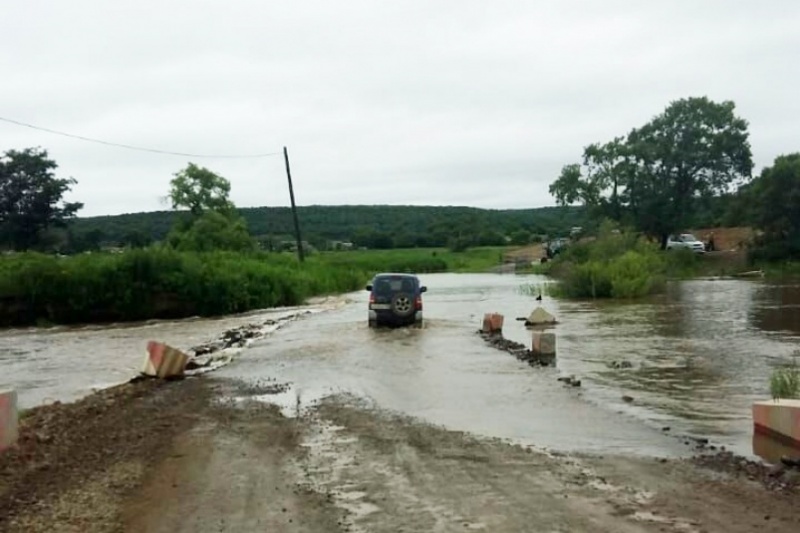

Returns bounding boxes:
[3,274,797,458]
[220,274,799,457]
[0,305,332,409]
[555,279,800,457]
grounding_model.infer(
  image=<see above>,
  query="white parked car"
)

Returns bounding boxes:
[666,234,706,253]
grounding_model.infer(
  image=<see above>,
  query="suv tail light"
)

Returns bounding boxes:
[415,295,422,310]
[369,292,375,305]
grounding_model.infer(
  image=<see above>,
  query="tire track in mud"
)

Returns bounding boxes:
[284,397,706,533]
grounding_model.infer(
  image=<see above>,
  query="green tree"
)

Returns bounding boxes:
[122,229,152,249]
[167,164,255,252]
[750,154,800,260]
[550,97,753,247]
[477,230,506,246]
[0,148,83,250]
[510,229,531,245]
[169,163,234,216]
[168,210,255,252]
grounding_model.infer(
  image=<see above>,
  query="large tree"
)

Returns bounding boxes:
[550,97,753,247]
[0,148,83,250]
[750,153,800,260]
[167,163,255,252]
[169,162,235,216]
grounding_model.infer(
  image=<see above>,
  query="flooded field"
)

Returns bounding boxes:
[2,273,798,459]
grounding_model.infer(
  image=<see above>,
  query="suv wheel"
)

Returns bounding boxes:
[391,293,414,318]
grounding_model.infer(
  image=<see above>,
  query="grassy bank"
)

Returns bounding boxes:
[531,231,714,299]
[314,247,506,274]
[0,246,504,327]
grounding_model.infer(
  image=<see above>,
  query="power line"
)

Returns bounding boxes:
[0,116,281,159]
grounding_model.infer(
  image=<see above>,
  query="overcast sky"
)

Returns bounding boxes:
[2,1,798,217]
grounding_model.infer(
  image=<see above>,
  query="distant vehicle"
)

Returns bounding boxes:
[366,273,427,328]
[665,234,706,253]
[545,238,569,259]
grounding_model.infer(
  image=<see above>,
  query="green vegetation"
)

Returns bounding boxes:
[550,96,753,249]
[531,224,705,299]
[311,247,505,276]
[0,148,83,251]
[745,154,800,262]
[66,205,587,253]
[166,163,257,252]
[0,246,506,327]
[770,358,800,400]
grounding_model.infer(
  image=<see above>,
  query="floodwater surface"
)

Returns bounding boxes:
[3,274,798,458]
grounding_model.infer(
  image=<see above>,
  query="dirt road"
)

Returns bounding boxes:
[3,377,797,533]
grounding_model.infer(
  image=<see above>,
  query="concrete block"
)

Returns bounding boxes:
[526,306,557,326]
[752,399,800,447]
[481,313,504,334]
[142,341,189,379]
[532,332,556,356]
[0,389,19,453]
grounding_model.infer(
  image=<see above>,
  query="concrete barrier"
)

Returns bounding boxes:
[525,307,557,327]
[532,332,556,357]
[142,341,189,379]
[481,313,504,334]
[0,389,19,453]
[752,399,800,448]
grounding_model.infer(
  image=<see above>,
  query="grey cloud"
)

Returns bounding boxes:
[1,0,798,216]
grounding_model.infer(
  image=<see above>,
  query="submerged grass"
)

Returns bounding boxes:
[0,246,507,327]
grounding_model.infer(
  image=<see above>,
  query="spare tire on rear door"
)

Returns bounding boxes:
[391,293,414,319]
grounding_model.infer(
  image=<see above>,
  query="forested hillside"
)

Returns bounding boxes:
[68,205,587,250]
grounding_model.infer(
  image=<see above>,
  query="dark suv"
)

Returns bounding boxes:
[366,273,427,328]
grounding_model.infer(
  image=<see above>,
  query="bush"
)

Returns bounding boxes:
[542,228,684,299]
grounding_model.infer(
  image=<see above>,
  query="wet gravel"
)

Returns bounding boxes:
[692,450,800,493]
[0,378,210,532]
[477,330,555,367]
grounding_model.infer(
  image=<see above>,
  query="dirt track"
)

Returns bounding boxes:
[2,377,798,533]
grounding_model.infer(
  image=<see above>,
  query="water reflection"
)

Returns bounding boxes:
[750,282,800,336]
[555,278,800,456]
[752,431,800,464]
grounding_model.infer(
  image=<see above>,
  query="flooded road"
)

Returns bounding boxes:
[0,304,336,408]
[3,273,798,458]
[219,273,799,457]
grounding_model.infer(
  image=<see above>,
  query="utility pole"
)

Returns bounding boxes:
[283,146,305,262]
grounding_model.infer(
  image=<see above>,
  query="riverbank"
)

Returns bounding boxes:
[0,247,504,328]
[1,376,798,532]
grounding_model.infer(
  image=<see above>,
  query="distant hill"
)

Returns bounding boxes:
[68,204,587,250]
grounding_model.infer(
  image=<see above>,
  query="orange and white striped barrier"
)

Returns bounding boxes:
[481,313,504,334]
[752,399,800,448]
[0,389,18,453]
[142,341,189,379]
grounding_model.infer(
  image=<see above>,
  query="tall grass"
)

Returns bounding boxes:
[770,362,800,400]
[0,246,507,327]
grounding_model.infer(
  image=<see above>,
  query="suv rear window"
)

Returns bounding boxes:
[373,276,416,295]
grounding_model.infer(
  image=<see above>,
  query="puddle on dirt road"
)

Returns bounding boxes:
[220,273,799,458]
